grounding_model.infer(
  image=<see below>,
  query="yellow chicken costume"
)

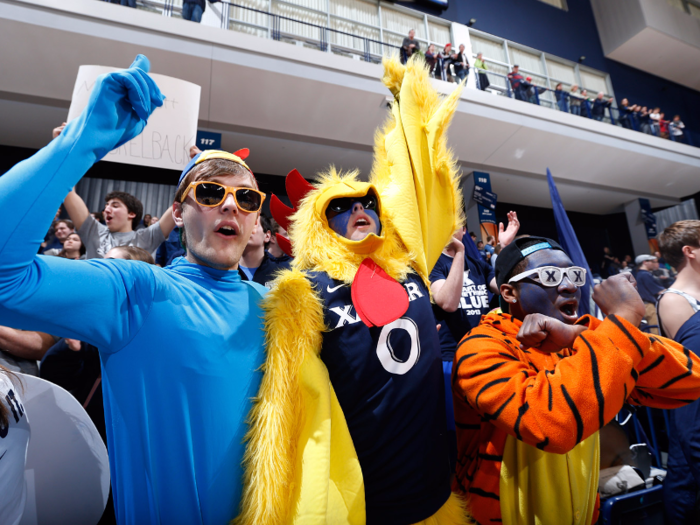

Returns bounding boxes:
[235,57,471,525]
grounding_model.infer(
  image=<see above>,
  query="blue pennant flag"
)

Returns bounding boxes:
[462,230,484,263]
[547,169,594,317]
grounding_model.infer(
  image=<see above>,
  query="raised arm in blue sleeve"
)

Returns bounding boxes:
[0,55,165,349]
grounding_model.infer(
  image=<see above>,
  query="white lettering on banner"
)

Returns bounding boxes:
[330,305,362,329]
[376,318,420,375]
[459,268,490,313]
[67,65,201,171]
[405,282,424,302]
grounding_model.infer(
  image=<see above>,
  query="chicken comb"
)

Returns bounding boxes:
[269,169,314,258]
[233,148,250,160]
[286,169,314,209]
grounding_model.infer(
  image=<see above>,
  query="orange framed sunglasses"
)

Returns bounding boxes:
[180,181,266,213]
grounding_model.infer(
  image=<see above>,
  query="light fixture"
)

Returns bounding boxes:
[578,55,586,63]
[467,18,477,27]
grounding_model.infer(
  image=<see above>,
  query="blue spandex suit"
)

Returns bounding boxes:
[0,56,266,524]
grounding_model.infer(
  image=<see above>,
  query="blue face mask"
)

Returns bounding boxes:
[514,250,581,324]
[327,197,381,240]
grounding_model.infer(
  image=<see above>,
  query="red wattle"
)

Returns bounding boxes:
[351,258,409,328]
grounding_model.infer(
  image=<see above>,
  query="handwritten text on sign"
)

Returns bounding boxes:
[67,66,201,171]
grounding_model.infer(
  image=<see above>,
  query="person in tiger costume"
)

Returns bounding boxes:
[452,235,700,525]
[234,57,472,525]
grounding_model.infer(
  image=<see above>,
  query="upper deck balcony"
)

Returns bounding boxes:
[591,0,700,91]
[1,0,699,214]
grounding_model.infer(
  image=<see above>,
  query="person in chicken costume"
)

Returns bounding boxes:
[236,57,471,525]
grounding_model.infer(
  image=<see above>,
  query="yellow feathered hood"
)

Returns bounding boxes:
[286,56,464,286]
[288,168,415,284]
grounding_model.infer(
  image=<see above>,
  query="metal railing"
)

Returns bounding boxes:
[104,0,697,147]
[456,66,695,146]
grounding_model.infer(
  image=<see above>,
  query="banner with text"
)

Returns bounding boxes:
[68,66,201,171]
[473,171,498,243]
[639,198,659,253]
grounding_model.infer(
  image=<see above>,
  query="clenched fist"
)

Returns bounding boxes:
[517,313,587,353]
[593,273,645,327]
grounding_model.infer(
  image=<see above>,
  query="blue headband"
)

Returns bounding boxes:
[521,242,552,256]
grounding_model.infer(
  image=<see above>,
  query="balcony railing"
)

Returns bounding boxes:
[100,0,697,147]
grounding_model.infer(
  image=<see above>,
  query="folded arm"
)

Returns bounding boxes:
[455,315,648,454]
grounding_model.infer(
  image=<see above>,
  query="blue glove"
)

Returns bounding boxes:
[61,54,165,161]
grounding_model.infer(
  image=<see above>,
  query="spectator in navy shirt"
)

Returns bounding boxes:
[182,0,206,22]
[262,216,293,266]
[41,219,74,255]
[484,235,496,258]
[618,98,633,129]
[507,65,526,101]
[635,254,665,334]
[657,221,700,524]
[238,216,291,289]
[554,83,569,113]
[155,226,186,267]
[429,213,519,467]
[591,92,613,122]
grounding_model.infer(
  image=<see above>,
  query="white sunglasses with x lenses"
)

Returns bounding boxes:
[508,266,587,287]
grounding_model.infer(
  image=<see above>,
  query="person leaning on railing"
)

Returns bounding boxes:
[617,98,633,129]
[438,43,454,82]
[568,85,582,116]
[591,92,613,122]
[474,52,490,91]
[554,83,569,113]
[451,44,470,83]
[425,44,438,77]
[670,115,687,143]
[401,29,420,64]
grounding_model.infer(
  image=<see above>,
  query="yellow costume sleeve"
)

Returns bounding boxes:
[234,269,365,525]
[370,57,465,280]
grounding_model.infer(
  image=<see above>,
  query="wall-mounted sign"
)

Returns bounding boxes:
[473,185,498,210]
[196,131,222,151]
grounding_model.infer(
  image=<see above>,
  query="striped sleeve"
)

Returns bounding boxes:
[454,315,649,454]
[627,334,700,408]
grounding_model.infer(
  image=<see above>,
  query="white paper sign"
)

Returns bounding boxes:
[67,65,201,171]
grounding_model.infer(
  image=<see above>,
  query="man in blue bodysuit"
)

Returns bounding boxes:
[0,56,267,524]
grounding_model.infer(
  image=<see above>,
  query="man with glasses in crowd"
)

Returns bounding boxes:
[451,236,700,525]
[0,56,268,524]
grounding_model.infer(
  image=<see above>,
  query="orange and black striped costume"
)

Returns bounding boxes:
[452,311,700,524]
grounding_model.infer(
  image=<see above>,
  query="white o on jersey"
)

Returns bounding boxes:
[376,318,421,375]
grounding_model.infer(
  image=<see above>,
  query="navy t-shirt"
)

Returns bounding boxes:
[433,303,458,361]
[238,251,291,289]
[636,270,664,303]
[308,270,451,525]
[429,252,495,343]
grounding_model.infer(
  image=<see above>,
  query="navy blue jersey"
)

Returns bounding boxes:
[663,310,700,522]
[433,303,458,362]
[308,270,451,525]
[238,251,291,289]
[429,252,495,342]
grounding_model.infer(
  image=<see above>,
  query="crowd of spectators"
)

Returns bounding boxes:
[506,72,690,144]
[5,152,700,521]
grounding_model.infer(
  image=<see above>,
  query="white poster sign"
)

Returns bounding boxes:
[67,65,201,171]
